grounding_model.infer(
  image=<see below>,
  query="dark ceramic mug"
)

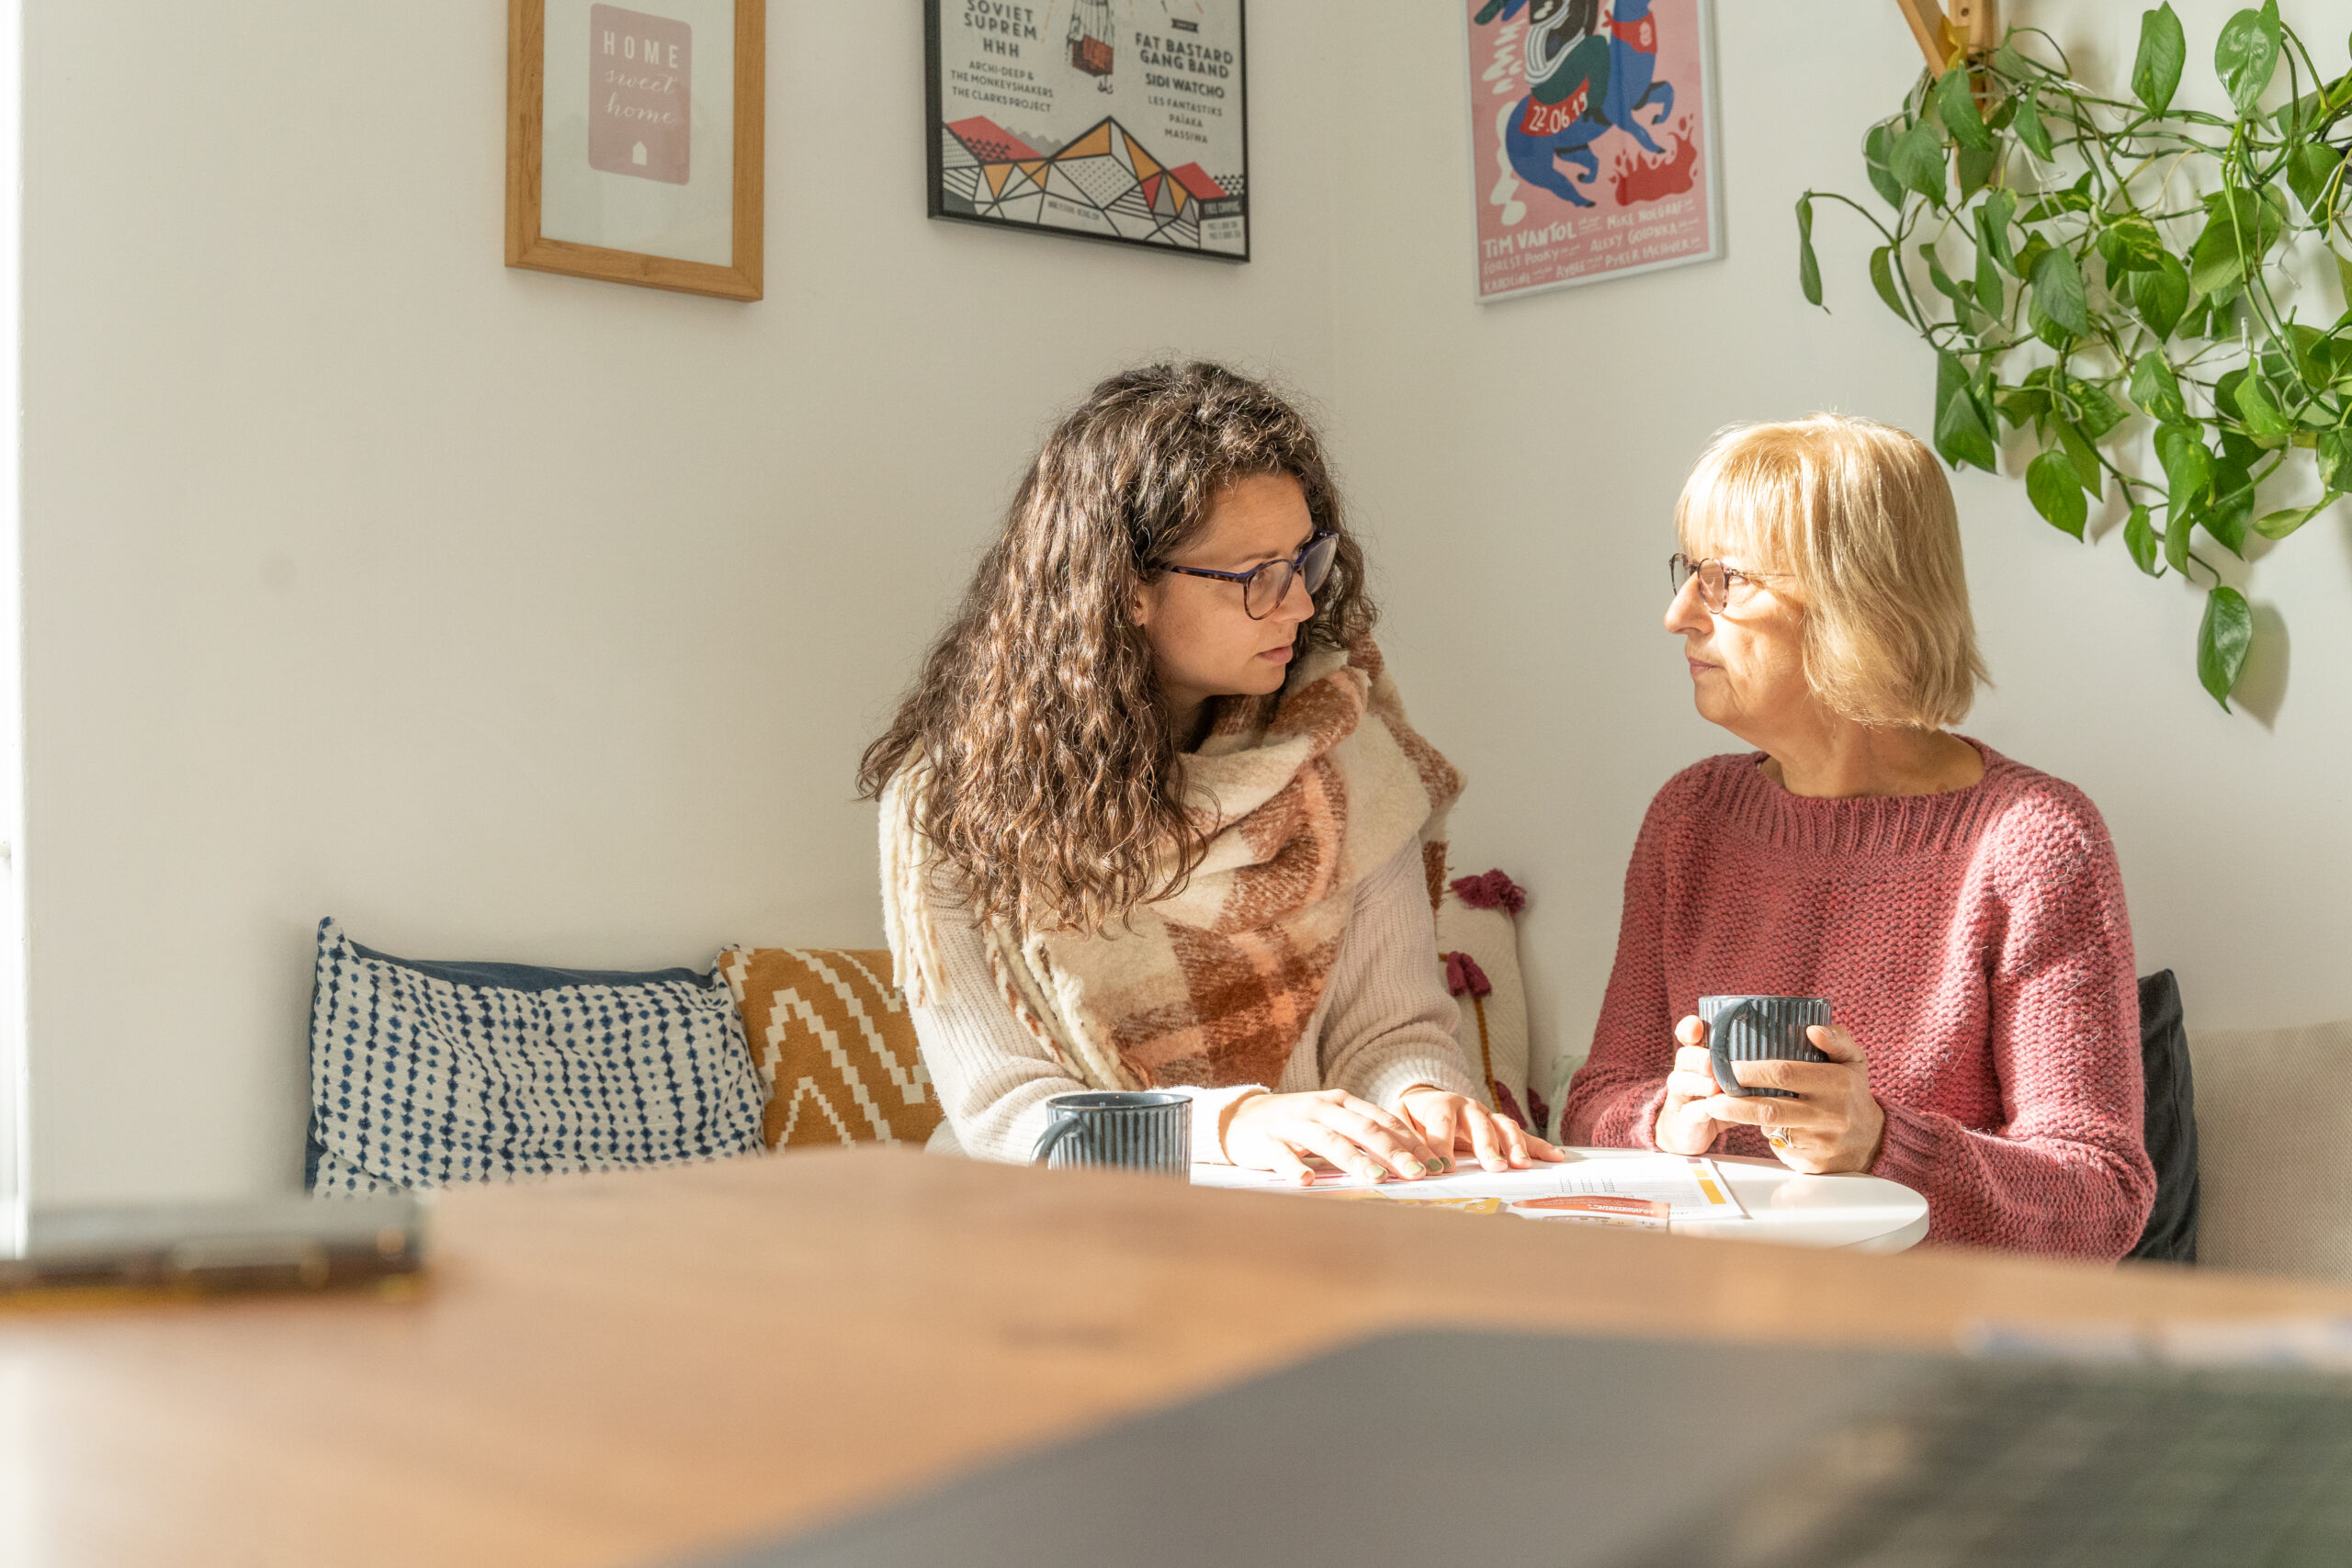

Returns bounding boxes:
[1699,994,1832,1100]
[1031,1090,1192,1178]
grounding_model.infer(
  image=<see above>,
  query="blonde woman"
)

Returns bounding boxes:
[1564,414,2154,1258]
[862,363,1559,1182]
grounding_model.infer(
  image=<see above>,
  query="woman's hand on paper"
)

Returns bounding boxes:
[1655,1016,1736,1155]
[1697,1023,1886,1175]
[1222,1089,1448,1185]
[1398,1088,1566,1174]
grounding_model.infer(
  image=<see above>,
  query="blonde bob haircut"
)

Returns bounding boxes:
[1675,413,1989,730]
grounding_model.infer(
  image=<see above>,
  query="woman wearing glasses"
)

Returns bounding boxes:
[1563,414,2154,1258]
[864,363,1557,1180]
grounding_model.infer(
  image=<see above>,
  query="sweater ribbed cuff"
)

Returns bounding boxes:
[1634,1086,1671,1152]
[1868,1100,1944,1192]
[1357,1049,1483,1117]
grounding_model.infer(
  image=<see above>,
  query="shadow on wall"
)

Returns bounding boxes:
[2235,601,2290,732]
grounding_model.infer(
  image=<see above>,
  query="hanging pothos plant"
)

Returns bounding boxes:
[1794,3,2351,709]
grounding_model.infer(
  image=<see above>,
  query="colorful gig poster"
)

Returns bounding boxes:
[925,0,1250,259]
[1464,0,1723,300]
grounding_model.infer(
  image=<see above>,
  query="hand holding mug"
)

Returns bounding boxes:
[1655,1015,1736,1155]
[1699,1022,1884,1174]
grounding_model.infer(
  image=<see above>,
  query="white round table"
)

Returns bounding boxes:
[1566,1145,1929,1252]
[1190,1147,1931,1253]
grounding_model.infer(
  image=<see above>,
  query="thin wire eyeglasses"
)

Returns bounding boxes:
[1161,530,1338,620]
[1668,553,1775,613]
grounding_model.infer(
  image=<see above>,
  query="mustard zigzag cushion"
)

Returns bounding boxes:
[717,948,943,1148]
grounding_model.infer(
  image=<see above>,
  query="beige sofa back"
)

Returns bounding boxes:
[2189,1019,2352,1281]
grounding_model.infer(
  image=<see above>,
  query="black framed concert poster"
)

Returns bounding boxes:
[924,0,1250,261]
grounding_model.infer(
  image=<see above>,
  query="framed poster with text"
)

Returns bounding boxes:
[925,0,1250,261]
[1464,0,1723,301]
[506,0,765,300]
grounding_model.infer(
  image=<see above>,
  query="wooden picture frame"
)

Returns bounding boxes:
[506,0,764,301]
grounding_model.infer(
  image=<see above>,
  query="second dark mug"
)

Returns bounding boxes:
[1031,1090,1192,1178]
[1699,994,1832,1100]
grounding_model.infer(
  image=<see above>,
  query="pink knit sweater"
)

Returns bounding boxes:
[1563,742,2154,1259]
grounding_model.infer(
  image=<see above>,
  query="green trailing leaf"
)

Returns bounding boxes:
[2253,497,2335,539]
[1891,120,1949,206]
[2133,5,2188,114]
[2215,2,2282,118]
[2158,423,2215,513]
[2097,215,2165,272]
[1973,245,2003,313]
[2288,324,2335,391]
[2014,232,2052,283]
[2206,440,2257,549]
[2020,186,2095,224]
[2026,449,2089,537]
[2188,187,2288,296]
[1863,123,1905,209]
[1996,382,2051,429]
[2233,375,2293,438]
[1797,7,2341,709]
[2066,380,2129,441]
[2124,505,2164,574]
[2054,421,2106,498]
[1934,351,1999,472]
[2320,430,2352,491]
[2207,462,2255,554]
[1976,188,2017,271]
[1868,245,1908,322]
[2013,90,2054,161]
[1956,145,1997,201]
[1922,243,1972,310]
[1797,195,1822,307]
[2217,422,2264,470]
[2030,245,2092,336]
[2165,502,2194,572]
[1935,69,1995,152]
[2286,141,2345,219]
[2198,585,2254,710]
[2276,74,2352,134]
[2130,353,2188,421]
[2125,254,2191,340]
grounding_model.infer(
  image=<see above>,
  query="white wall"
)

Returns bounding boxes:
[1326,0,2352,1109]
[19,2,1339,1202]
[21,1,2352,1201]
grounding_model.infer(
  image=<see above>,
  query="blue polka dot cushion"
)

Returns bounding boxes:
[306,919,768,1192]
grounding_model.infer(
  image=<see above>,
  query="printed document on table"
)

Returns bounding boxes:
[1192,1152,1748,1224]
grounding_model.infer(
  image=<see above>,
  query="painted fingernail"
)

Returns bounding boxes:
[1424,1158,1446,1173]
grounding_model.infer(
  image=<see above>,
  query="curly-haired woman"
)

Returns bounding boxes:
[862,363,1559,1182]
[1562,414,2154,1258]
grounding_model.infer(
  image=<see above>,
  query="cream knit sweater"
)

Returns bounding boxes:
[914,840,1485,1165]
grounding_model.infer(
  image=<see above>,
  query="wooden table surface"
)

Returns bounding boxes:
[5,1147,2348,1568]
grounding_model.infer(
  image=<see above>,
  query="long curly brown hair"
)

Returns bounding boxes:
[858,362,1376,936]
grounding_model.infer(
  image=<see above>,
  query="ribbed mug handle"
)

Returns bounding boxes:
[1708,999,1757,1099]
[1032,1114,1089,1168]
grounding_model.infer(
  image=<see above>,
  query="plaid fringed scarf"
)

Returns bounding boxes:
[884,637,1462,1091]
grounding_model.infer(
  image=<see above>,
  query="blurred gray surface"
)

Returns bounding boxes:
[684,1327,1927,1568]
